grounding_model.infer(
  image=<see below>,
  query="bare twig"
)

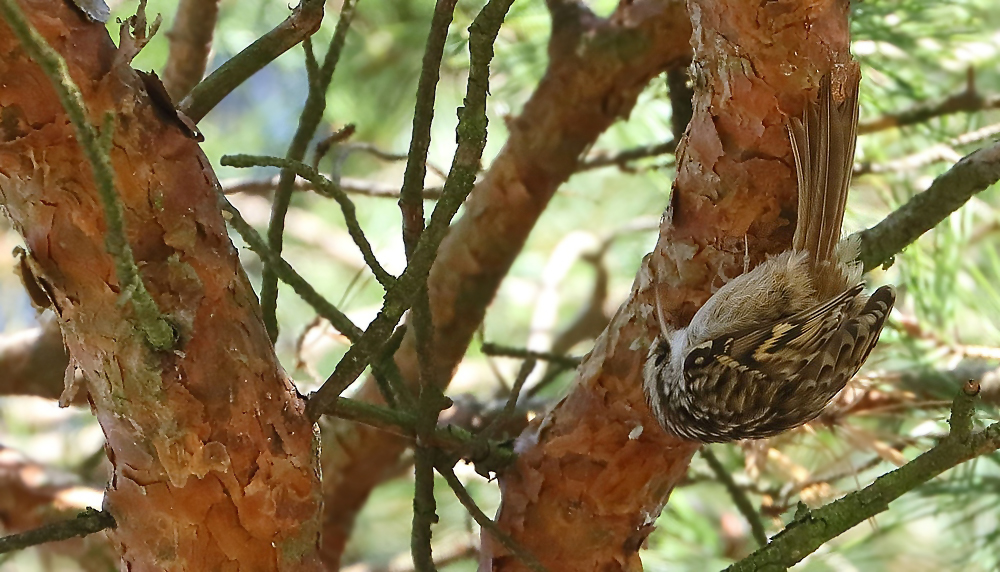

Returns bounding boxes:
[304,0,515,421]
[260,0,360,341]
[221,174,444,200]
[727,383,994,572]
[480,359,536,441]
[400,0,458,259]
[327,396,516,474]
[858,71,1000,135]
[411,444,438,572]
[854,140,1000,272]
[217,193,363,341]
[0,508,115,555]
[222,154,395,289]
[347,143,449,180]
[162,0,220,100]
[576,140,677,172]
[0,0,173,350]
[436,461,548,572]
[179,0,325,122]
[481,342,582,369]
[855,122,1000,176]
[700,447,768,547]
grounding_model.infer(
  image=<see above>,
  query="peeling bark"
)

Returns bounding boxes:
[319,1,692,566]
[0,2,322,570]
[487,1,853,570]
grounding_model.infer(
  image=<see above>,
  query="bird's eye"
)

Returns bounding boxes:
[652,338,671,367]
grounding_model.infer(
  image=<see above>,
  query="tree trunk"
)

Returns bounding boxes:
[487,0,853,570]
[0,2,322,569]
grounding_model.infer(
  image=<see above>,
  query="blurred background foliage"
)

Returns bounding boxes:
[2,0,1000,570]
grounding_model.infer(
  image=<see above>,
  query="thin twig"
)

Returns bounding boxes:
[327,396,517,474]
[304,0,516,421]
[853,140,1000,272]
[700,447,768,547]
[576,140,678,172]
[524,363,574,398]
[179,0,325,122]
[0,508,115,554]
[260,0,360,341]
[481,342,582,369]
[347,142,449,180]
[411,444,438,572]
[858,72,1000,135]
[726,382,994,572]
[480,359,536,441]
[400,0,458,259]
[401,0,460,425]
[221,174,444,200]
[436,461,549,572]
[217,193,363,340]
[855,122,1000,176]
[221,155,396,290]
[0,0,173,350]
[372,325,414,410]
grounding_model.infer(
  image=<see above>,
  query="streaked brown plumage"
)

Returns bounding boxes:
[643,70,895,443]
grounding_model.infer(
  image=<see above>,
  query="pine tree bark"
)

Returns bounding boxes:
[487,1,853,570]
[0,2,322,569]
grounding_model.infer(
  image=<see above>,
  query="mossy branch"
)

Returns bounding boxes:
[303,0,515,421]
[220,154,395,289]
[725,382,995,572]
[258,0,360,341]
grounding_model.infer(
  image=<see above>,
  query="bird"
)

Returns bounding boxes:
[642,70,895,443]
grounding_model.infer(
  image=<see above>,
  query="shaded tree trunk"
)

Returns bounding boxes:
[0,2,322,569]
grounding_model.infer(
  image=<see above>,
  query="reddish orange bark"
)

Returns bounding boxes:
[320,1,692,565]
[487,1,853,570]
[0,2,322,570]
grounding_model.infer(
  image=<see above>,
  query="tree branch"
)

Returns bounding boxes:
[854,140,1000,272]
[436,460,548,572]
[400,0,457,259]
[217,193,362,340]
[726,383,993,572]
[326,396,516,474]
[222,154,396,289]
[179,0,325,123]
[260,0,359,341]
[701,447,768,548]
[858,72,1000,134]
[0,508,115,555]
[480,342,582,369]
[305,0,515,421]
[221,174,444,200]
[318,1,693,563]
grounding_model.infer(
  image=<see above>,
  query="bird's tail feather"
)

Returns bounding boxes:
[789,68,860,264]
